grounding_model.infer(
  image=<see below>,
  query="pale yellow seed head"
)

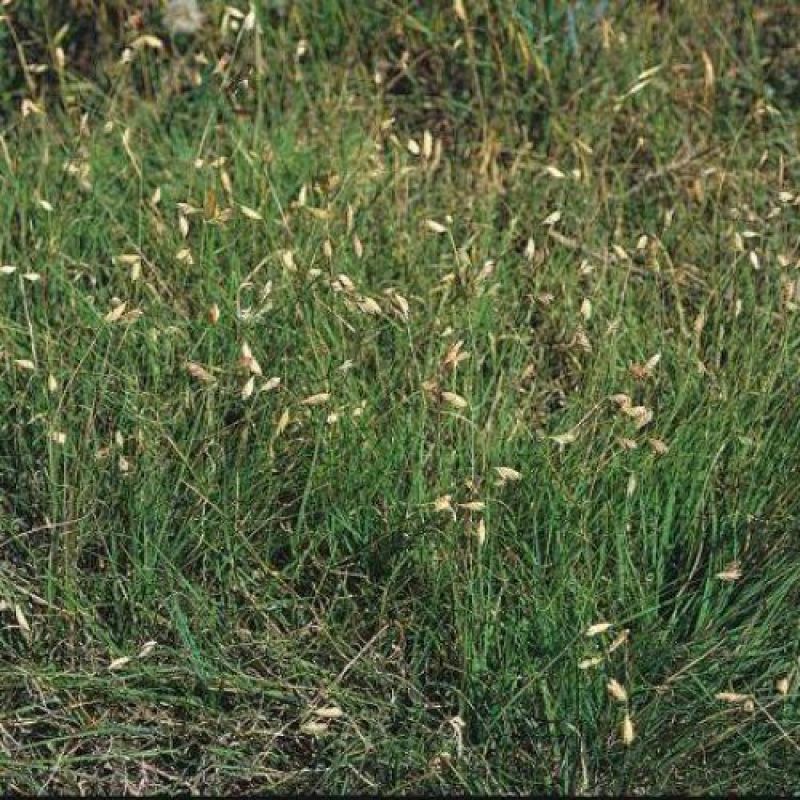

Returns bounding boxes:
[585,622,612,637]
[621,713,635,745]
[607,678,628,703]
[441,391,468,410]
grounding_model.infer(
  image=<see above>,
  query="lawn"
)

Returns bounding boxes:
[1,0,799,793]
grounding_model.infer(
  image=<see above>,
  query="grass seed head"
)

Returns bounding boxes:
[262,377,281,393]
[138,641,157,658]
[551,430,578,446]
[300,720,329,736]
[621,713,635,745]
[475,518,487,546]
[441,391,468,409]
[648,438,670,455]
[434,495,454,514]
[301,392,331,406]
[109,656,132,671]
[608,629,630,653]
[186,361,215,383]
[425,219,448,234]
[542,210,561,226]
[715,692,751,704]
[607,678,628,703]
[459,501,486,511]
[716,562,742,582]
[312,705,344,719]
[494,466,522,483]
[14,604,31,638]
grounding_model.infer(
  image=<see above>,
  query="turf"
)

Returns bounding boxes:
[1,0,799,793]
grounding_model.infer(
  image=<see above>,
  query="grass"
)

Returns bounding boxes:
[1,0,799,793]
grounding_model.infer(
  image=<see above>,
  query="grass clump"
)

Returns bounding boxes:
[0,0,799,793]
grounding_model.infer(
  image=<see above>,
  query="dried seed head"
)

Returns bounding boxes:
[425,219,447,234]
[281,250,296,271]
[300,392,331,406]
[525,238,536,261]
[386,290,410,320]
[716,562,742,582]
[300,720,329,736]
[551,430,578,446]
[186,361,215,383]
[648,438,669,455]
[608,628,630,653]
[585,622,612,637]
[176,247,193,264]
[422,130,434,159]
[776,677,790,696]
[239,342,263,376]
[104,301,127,323]
[241,376,255,399]
[262,376,281,393]
[715,692,752,704]
[13,604,31,640]
[542,210,561,226]
[494,466,522,483]
[239,204,262,220]
[312,705,344,719]
[578,656,603,670]
[610,393,632,410]
[645,353,662,372]
[138,640,157,658]
[109,655,132,671]
[621,713,635,745]
[442,339,468,371]
[275,408,290,437]
[433,495,454,514]
[334,273,356,293]
[441,391,468,410]
[607,678,628,703]
[625,405,653,430]
[356,296,382,316]
[612,243,629,261]
[544,165,566,179]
